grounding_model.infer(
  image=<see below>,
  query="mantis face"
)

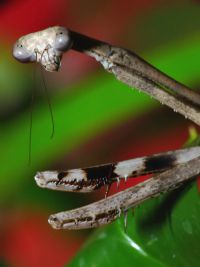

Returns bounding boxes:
[13,26,72,71]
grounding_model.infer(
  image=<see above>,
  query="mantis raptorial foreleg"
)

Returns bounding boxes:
[35,147,200,193]
[48,155,200,230]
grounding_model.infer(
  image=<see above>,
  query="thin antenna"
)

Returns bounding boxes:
[40,66,55,139]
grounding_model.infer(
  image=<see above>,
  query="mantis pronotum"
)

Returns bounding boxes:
[13,26,200,230]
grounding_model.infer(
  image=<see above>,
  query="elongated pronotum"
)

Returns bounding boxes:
[13,26,200,125]
[13,26,200,230]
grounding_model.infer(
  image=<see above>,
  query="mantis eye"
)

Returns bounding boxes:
[12,43,35,63]
[54,27,72,52]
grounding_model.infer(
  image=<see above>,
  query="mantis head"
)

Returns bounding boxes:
[13,26,72,71]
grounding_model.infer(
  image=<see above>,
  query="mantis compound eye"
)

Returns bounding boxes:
[54,27,72,52]
[12,43,36,63]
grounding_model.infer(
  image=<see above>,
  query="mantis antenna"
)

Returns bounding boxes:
[13,26,73,162]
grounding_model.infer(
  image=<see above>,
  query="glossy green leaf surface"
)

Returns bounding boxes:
[133,181,200,267]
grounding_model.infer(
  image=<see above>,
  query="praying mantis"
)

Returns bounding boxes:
[13,26,200,230]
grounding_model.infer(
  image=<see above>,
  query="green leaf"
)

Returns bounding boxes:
[67,210,166,267]
[133,181,200,267]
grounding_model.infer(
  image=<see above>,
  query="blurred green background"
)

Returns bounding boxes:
[1,0,200,266]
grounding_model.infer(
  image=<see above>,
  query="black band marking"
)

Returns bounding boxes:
[144,154,176,173]
[57,172,67,180]
[83,164,116,180]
